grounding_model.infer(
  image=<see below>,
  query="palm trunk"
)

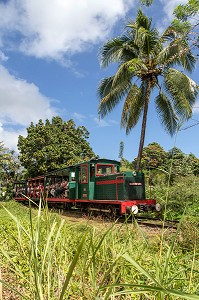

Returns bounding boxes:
[136,80,151,172]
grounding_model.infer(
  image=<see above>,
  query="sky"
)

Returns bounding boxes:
[0,0,198,162]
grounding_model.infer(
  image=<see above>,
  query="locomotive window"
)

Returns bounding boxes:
[114,165,120,173]
[80,164,88,183]
[96,164,114,175]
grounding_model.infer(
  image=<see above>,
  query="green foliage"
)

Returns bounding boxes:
[178,216,199,251]
[0,142,21,181]
[147,174,199,219]
[140,143,199,219]
[17,117,95,177]
[118,141,124,160]
[0,142,22,199]
[166,147,199,179]
[132,143,199,179]
[137,142,168,170]
[168,175,199,216]
[173,0,199,21]
[172,0,199,52]
[120,157,133,171]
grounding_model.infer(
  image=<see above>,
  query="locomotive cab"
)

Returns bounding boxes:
[72,158,120,200]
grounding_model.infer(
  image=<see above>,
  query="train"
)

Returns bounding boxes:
[13,158,161,216]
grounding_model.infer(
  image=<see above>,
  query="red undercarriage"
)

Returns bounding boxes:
[14,197,156,214]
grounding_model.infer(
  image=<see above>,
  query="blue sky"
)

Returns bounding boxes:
[0,0,198,162]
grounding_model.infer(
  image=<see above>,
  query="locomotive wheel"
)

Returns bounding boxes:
[106,205,117,219]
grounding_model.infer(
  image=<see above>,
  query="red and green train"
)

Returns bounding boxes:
[13,158,161,216]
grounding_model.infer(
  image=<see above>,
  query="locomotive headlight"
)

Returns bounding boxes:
[131,205,139,214]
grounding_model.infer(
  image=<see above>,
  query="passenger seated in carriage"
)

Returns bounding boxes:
[61,179,69,198]
[54,178,69,197]
[49,183,55,197]
[36,183,44,197]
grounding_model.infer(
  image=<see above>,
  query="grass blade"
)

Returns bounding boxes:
[59,232,87,300]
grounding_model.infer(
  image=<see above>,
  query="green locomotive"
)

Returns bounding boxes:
[14,158,160,216]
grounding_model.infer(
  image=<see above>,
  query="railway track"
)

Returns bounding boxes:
[134,216,179,229]
[59,209,179,229]
[135,219,179,229]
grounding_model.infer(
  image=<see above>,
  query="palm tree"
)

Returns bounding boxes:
[97,9,199,172]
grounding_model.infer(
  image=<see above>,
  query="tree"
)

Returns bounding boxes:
[187,153,199,175]
[167,147,199,178]
[120,158,133,171]
[168,147,184,159]
[0,142,22,195]
[97,9,199,172]
[134,142,168,170]
[172,0,199,57]
[17,117,96,177]
[118,141,124,160]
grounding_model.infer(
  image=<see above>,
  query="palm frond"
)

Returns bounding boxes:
[157,41,181,66]
[161,26,178,42]
[135,27,149,50]
[111,61,133,89]
[158,29,196,72]
[97,76,114,99]
[121,83,146,134]
[179,48,196,72]
[120,39,139,63]
[147,30,162,55]
[137,27,161,55]
[98,80,131,118]
[99,35,140,68]
[135,9,152,31]
[111,58,148,89]
[164,68,199,120]
[155,92,179,136]
[157,39,196,72]
[99,38,126,68]
[127,9,160,57]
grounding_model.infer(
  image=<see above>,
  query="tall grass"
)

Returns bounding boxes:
[0,199,199,299]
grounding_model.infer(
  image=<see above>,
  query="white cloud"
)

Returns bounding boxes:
[0,65,57,125]
[0,50,8,62]
[93,117,113,127]
[0,0,133,62]
[0,65,57,150]
[193,101,199,114]
[0,122,26,151]
[73,112,86,122]
[109,119,119,125]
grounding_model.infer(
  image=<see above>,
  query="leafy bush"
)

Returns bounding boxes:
[146,174,199,219]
